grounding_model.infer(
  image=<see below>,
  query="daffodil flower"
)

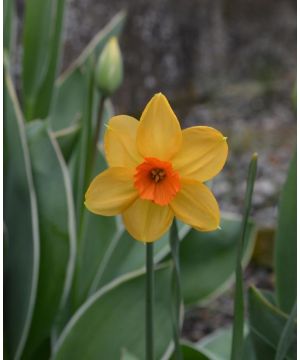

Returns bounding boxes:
[85,93,228,242]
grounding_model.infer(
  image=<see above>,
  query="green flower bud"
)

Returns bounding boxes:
[95,37,123,96]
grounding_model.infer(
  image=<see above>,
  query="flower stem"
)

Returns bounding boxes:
[170,220,183,360]
[146,243,154,360]
[90,95,106,179]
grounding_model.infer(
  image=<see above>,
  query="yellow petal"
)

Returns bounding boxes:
[104,115,143,168]
[85,167,138,216]
[122,198,174,242]
[172,126,228,182]
[136,93,182,160]
[170,178,220,231]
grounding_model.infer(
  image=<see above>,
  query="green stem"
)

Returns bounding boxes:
[90,95,106,176]
[170,220,183,360]
[146,243,154,360]
[230,153,258,360]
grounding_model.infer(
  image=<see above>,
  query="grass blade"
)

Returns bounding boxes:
[230,153,258,360]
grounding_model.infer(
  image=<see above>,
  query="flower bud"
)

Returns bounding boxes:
[95,37,123,96]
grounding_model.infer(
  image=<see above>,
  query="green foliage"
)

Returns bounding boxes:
[52,266,173,360]
[248,288,296,360]
[171,342,210,360]
[4,0,15,57]
[4,69,40,360]
[275,302,297,360]
[179,216,255,305]
[22,0,66,121]
[245,152,297,360]
[231,154,257,360]
[274,151,296,314]
[22,121,76,359]
[195,326,256,360]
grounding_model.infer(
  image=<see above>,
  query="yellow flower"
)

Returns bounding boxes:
[85,93,228,242]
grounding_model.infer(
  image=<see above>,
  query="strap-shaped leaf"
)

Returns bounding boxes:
[52,266,173,360]
[22,0,66,121]
[275,301,297,360]
[53,123,81,162]
[4,69,40,359]
[248,287,296,360]
[196,327,256,360]
[4,0,15,57]
[171,342,210,360]
[21,121,77,359]
[274,151,296,314]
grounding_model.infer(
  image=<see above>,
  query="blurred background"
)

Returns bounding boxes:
[13,0,297,225]
[11,0,297,343]
[66,0,296,225]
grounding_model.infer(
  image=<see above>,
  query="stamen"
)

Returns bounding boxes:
[150,168,166,183]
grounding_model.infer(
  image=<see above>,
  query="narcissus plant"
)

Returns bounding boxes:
[85,93,228,242]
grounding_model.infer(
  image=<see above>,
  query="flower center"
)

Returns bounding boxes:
[134,157,180,206]
[150,168,166,183]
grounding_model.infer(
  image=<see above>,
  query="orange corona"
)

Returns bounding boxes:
[134,158,180,206]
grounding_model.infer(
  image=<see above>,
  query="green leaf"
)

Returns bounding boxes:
[121,348,140,360]
[72,58,95,225]
[274,151,296,314]
[197,327,233,360]
[248,287,296,360]
[52,266,173,360]
[32,0,66,120]
[4,0,15,57]
[22,0,66,120]
[231,154,257,360]
[170,342,210,360]
[49,67,87,132]
[197,327,256,360]
[73,149,117,308]
[4,70,40,359]
[21,121,76,359]
[92,229,171,291]
[53,123,81,162]
[275,301,297,360]
[49,11,126,133]
[179,214,256,305]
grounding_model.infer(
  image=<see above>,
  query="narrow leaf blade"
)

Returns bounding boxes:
[4,69,40,359]
[274,151,297,313]
[231,153,257,360]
